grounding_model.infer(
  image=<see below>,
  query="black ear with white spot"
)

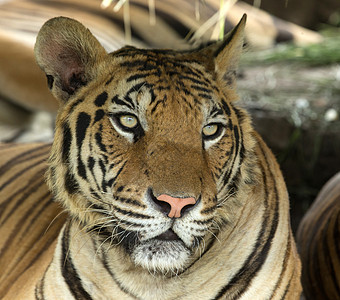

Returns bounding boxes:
[34,17,107,102]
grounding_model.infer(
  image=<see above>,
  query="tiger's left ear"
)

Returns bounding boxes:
[204,14,246,88]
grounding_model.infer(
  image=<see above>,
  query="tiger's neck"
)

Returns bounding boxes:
[41,212,264,300]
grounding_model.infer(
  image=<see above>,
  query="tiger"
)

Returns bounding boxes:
[297,172,340,300]
[0,0,322,143]
[0,143,67,298]
[0,15,302,299]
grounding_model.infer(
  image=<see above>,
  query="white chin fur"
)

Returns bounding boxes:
[131,240,190,273]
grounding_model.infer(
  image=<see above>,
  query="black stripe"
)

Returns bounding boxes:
[193,218,214,225]
[232,105,246,124]
[0,144,50,175]
[22,196,62,274]
[270,232,291,298]
[198,93,212,100]
[93,109,105,124]
[179,75,208,86]
[1,187,56,274]
[115,196,146,208]
[76,112,91,149]
[98,158,108,192]
[112,95,135,109]
[62,122,72,164]
[126,82,150,96]
[221,98,231,116]
[35,267,47,300]
[334,213,340,279]
[151,95,167,114]
[280,268,294,300]
[0,160,47,224]
[68,98,84,114]
[178,231,219,276]
[98,243,140,299]
[105,76,114,86]
[94,91,108,107]
[214,145,280,299]
[113,205,152,219]
[76,112,91,179]
[303,202,339,299]
[65,170,79,195]
[61,223,93,300]
[220,121,243,191]
[95,131,107,152]
[191,85,212,93]
[210,106,224,118]
[220,138,238,192]
[87,157,105,195]
[126,73,149,82]
[321,215,340,296]
[106,161,127,189]
[219,148,235,191]
[176,66,205,79]
[119,59,149,68]
[87,156,95,170]
[200,205,217,215]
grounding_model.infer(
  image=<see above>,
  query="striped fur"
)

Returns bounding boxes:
[0,15,301,299]
[0,0,322,143]
[297,172,340,300]
[0,143,66,299]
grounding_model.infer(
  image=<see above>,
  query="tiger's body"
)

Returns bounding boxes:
[0,143,66,299]
[297,172,340,300]
[0,15,301,299]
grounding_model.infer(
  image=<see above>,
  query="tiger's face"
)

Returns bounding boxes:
[36,16,254,274]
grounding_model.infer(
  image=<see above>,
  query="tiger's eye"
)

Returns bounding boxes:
[203,124,218,136]
[119,115,138,128]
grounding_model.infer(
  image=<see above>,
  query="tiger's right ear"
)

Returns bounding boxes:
[34,17,107,102]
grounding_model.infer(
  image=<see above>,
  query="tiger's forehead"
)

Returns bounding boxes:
[105,47,224,117]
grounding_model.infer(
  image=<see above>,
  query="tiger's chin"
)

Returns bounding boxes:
[131,239,191,275]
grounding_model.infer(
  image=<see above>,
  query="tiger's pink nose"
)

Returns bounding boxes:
[156,194,197,218]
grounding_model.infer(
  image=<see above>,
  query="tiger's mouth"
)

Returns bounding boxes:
[128,225,193,273]
[155,228,181,241]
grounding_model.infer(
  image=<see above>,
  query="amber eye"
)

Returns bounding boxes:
[119,115,138,128]
[202,123,224,143]
[202,124,218,136]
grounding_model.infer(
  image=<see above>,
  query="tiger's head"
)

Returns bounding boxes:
[35,15,258,274]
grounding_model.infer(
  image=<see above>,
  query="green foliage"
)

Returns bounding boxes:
[242,30,340,66]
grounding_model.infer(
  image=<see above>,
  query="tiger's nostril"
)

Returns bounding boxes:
[149,189,197,218]
[152,195,172,216]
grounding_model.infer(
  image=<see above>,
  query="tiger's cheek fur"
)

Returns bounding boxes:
[47,84,121,220]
